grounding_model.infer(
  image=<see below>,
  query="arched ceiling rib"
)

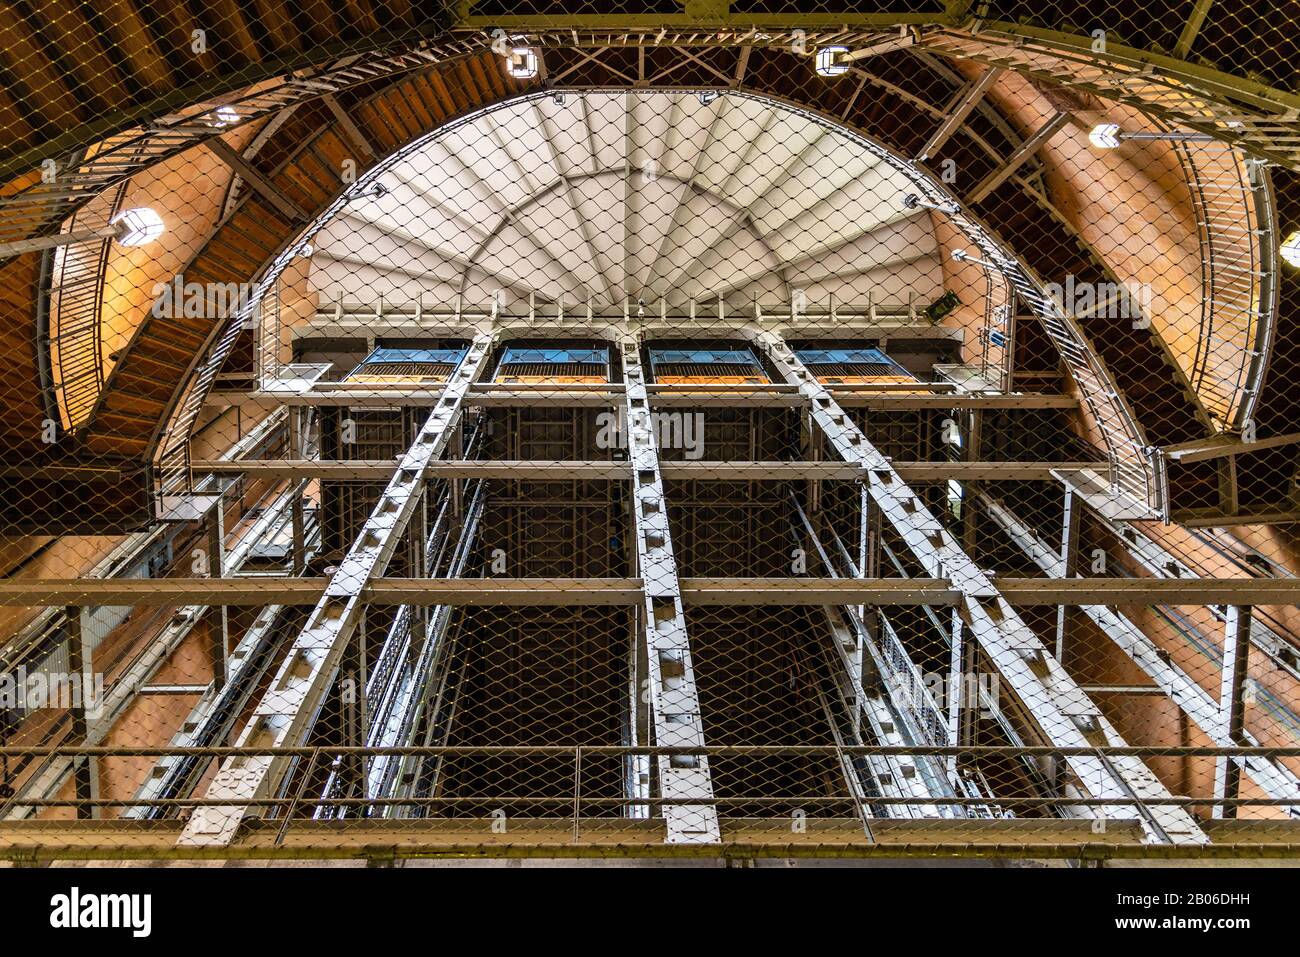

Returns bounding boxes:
[71,54,1193,477]
[304,92,943,313]
[1,8,1296,191]
[3,30,1289,532]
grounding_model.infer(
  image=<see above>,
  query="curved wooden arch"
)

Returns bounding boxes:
[87,50,537,465]
[7,39,1281,528]
[99,47,1208,451]
[3,5,1296,179]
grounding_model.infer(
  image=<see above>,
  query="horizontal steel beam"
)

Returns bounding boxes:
[247,385,1076,411]
[4,577,1297,607]
[0,578,952,607]
[1173,508,1300,528]
[838,394,1076,410]
[188,459,1098,482]
[1080,685,1169,696]
[1003,578,1300,605]
[1163,430,1300,464]
[190,459,862,480]
[297,313,961,343]
[138,685,211,695]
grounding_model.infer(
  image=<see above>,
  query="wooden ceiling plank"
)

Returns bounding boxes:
[24,2,127,108]
[341,0,380,34]
[0,5,84,122]
[208,0,261,64]
[293,0,339,45]
[95,0,174,91]
[251,0,301,53]
[150,0,219,72]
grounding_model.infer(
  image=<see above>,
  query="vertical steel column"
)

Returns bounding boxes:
[858,482,868,625]
[289,408,307,575]
[757,331,1207,844]
[206,495,229,687]
[1214,605,1253,819]
[65,606,98,820]
[180,330,496,846]
[623,338,720,844]
[947,606,965,779]
[962,408,982,553]
[1054,487,1081,662]
[625,483,651,817]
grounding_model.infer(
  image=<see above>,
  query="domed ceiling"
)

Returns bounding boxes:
[304,91,945,314]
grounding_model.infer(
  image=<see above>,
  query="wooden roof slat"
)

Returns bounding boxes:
[385,0,414,25]
[428,62,468,115]
[0,85,33,150]
[93,0,174,91]
[292,0,340,45]
[341,0,380,34]
[251,0,302,54]
[0,5,84,124]
[24,2,128,109]
[411,74,452,125]
[277,149,337,209]
[148,0,220,73]
[208,0,261,64]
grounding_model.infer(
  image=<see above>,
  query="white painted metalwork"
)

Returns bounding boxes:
[179,330,495,846]
[757,330,1207,844]
[623,337,720,844]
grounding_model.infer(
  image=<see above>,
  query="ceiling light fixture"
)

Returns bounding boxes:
[0,206,167,257]
[507,47,538,79]
[815,46,849,77]
[210,105,240,126]
[1281,229,1300,268]
[1088,122,1215,149]
[110,207,166,247]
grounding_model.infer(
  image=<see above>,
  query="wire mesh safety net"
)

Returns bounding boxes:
[0,2,1298,858]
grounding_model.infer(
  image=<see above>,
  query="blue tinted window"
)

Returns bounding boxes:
[648,348,758,365]
[499,347,608,365]
[796,347,900,368]
[363,347,467,365]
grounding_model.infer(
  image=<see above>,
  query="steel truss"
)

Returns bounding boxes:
[980,492,1300,813]
[178,331,496,845]
[755,330,1208,844]
[622,338,720,843]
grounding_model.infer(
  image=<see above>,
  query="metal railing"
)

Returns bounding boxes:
[45,182,128,434]
[0,34,484,252]
[1167,129,1277,432]
[5,744,1300,829]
